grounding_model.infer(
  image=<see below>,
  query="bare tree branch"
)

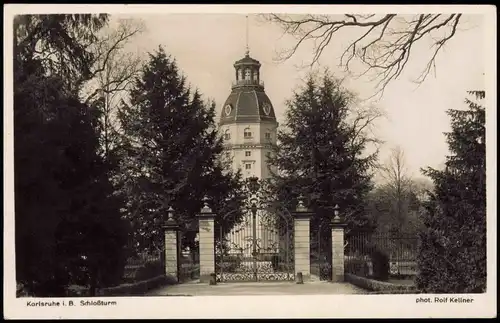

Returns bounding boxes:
[80,18,146,159]
[82,18,146,105]
[376,146,416,229]
[263,13,465,99]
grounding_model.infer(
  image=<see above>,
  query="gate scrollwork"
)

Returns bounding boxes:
[215,177,295,282]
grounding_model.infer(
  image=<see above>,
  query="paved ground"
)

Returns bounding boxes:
[145,280,368,296]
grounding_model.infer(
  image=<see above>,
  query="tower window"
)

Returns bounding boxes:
[245,164,252,170]
[245,151,251,157]
[244,127,252,139]
[224,129,231,140]
[265,132,271,140]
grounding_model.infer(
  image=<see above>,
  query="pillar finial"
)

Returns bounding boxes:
[297,194,305,209]
[295,193,311,213]
[332,204,341,223]
[167,206,174,221]
[164,205,178,228]
[201,195,212,213]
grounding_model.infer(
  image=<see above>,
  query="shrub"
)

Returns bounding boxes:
[416,226,486,293]
[345,257,370,277]
[135,261,163,282]
[345,274,418,293]
[370,247,390,281]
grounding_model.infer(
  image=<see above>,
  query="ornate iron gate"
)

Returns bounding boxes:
[215,178,295,282]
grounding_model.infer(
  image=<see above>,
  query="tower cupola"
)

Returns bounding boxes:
[233,51,263,87]
[220,51,277,126]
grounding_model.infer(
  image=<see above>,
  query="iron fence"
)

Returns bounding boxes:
[122,250,163,283]
[122,234,164,283]
[178,248,200,282]
[345,231,419,279]
[126,252,162,267]
[310,221,332,281]
[178,230,200,283]
[123,230,202,284]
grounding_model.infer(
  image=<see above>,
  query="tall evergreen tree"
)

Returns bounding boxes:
[118,46,244,255]
[14,14,129,296]
[417,91,486,293]
[268,71,379,256]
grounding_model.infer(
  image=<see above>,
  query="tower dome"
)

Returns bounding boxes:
[220,52,277,126]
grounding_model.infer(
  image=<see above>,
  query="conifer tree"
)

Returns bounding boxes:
[14,14,129,296]
[268,71,379,255]
[118,46,243,255]
[417,91,486,293]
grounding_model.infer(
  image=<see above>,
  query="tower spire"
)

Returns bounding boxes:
[245,15,249,56]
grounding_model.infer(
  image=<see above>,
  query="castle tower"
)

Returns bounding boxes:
[218,50,278,180]
[218,19,279,258]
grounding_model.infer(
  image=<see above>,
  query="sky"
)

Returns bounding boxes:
[110,12,485,182]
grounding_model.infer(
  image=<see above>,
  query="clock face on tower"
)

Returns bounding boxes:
[262,102,271,116]
[224,104,232,116]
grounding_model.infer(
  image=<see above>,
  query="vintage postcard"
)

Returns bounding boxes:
[3,4,497,319]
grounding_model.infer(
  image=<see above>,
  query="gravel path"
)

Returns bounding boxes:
[145,280,369,296]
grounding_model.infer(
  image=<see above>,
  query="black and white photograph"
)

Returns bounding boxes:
[3,4,496,319]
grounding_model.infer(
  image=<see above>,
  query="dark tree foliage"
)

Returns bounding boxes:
[14,14,129,297]
[417,91,486,293]
[14,14,108,93]
[118,46,244,256]
[267,71,378,245]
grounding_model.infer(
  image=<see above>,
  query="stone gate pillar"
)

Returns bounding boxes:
[197,197,216,283]
[292,195,313,282]
[331,205,347,282]
[164,206,180,282]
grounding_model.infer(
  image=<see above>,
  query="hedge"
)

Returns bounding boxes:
[345,273,419,294]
